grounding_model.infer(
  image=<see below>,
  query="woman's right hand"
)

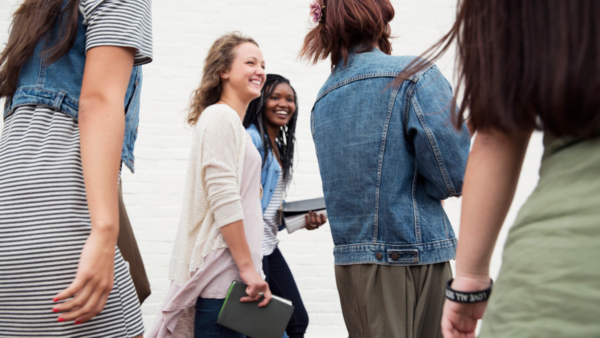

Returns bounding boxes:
[305,211,327,230]
[239,268,272,307]
[52,228,117,324]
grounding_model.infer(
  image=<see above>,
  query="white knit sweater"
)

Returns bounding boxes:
[168,104,247,286]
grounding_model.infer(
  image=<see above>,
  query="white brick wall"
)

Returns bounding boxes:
[0,1,544,337]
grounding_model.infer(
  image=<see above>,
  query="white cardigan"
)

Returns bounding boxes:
[168,104,247,286]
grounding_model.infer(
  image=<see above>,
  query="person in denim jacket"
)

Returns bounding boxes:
[244,74,327,338]
[300,1,470,337]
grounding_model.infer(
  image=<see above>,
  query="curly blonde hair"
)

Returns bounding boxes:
[187,32,259,126]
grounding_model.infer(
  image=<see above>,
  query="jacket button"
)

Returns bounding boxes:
[375,252,383,260]
[391,253,401,260]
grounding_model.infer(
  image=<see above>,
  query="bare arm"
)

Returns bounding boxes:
[441,129,532,338]
[221,221,272,306]
[79,47,134,236]
[53,46,135,324]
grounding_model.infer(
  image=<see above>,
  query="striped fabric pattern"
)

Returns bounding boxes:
[262,172,283,256]
[0,107,144,337]
[81,0,153,66]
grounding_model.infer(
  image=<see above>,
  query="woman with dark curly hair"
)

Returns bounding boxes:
[244,74,327,338]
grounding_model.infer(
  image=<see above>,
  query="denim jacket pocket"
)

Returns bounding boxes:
[386,249,419,264]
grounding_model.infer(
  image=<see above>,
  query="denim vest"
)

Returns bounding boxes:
[3,13,143,172]
[312,48,471,266]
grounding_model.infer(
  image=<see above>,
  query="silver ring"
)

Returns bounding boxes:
[258,292,264,297]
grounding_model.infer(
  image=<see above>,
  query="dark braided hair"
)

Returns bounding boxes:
[243,74,298,188]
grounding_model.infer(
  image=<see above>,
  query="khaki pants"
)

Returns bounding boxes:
[335,262,451,338]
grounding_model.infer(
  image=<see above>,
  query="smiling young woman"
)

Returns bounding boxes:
[243,74,328,338]
[149,32,271,338]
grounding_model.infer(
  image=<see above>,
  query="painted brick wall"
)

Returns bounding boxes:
[0,1,544,337]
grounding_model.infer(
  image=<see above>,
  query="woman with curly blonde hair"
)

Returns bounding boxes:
[150,32,271,338]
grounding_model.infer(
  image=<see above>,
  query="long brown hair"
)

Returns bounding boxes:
[0,0,80,99]
[299,0,394,69]
[398,0,600,138]
[187,32,258,126]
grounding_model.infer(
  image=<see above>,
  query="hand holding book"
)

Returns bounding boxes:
[239,267,271,307]
[304,210,327,230]
[282,197,328,234]
[218,281,294,338]
[220,220,272,307]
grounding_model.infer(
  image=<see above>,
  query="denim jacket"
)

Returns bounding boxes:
[3,13,143,172]
[247,124,282,213]
[311,48,471,266]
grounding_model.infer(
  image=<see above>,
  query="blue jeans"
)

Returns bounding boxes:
[195,297,245,338]
[263,248,308,338]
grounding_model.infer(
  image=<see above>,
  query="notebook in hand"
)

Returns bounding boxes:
[217,281,294,338]
[282,197,326,234]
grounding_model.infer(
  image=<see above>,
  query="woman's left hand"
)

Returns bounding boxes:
[305,211,327,230]
[441,276,491,338]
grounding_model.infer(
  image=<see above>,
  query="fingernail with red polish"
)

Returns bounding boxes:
[53,298,59,302]
[74,321,81,325]
[52,308,60,313]
[57,318,65,322]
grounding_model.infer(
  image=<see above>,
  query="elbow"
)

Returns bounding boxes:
[79,92,108,113]
[78,92,124,124]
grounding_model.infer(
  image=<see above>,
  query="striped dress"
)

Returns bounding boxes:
[0,0,152,337]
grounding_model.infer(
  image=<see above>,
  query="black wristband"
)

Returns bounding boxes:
[445,278,493,303]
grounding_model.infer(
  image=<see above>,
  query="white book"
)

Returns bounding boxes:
[284,209,328,234]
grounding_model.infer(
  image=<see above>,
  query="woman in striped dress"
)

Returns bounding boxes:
[0,0,152,337]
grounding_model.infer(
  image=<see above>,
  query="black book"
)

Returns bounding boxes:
[282,197,326,217]
[217,281,294,338]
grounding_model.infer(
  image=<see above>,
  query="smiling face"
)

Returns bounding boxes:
[220,42,266,103]
[264,82,296,129]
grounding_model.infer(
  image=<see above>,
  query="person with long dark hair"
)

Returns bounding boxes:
[243,74,327,338]
[0,0,152,337]
[300,1,471,337]
[396,1,600,337]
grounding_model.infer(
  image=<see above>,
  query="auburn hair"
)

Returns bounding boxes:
[187,32,258,126]
[299,0,394,69]
[398,0,600,138]
[0,0,80,100]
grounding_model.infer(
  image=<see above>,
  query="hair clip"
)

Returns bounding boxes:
[309,1,325,24]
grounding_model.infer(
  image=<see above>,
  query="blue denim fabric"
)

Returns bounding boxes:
[247,124,282,214]
[263,247,308,338]
[195,298,245,338]
[311,48,471,266]
[3,12,143,172]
